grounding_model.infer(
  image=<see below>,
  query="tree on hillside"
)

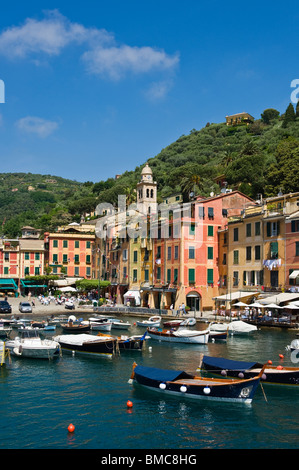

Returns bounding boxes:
[282,103,296,127]
[265,136,299,195]
[261,108,280,124]
[296,101,299,118]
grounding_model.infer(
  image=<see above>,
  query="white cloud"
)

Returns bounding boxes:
[82,45,179,80]
[15,116,59,138]
[0,10,179,80]
[145,80,174,101]
[0,10,112,58]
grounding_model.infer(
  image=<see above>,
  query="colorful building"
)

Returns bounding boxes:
[45,223,95,279]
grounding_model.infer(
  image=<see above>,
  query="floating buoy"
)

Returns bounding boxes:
[277,365,283,370]
[68,423,75,433]
[268,360,272,365]
[134,323,136,326]
[279,354,284,359]
[127,400,133,408]
[148,346,152,352]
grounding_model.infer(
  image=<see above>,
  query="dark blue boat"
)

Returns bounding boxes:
[130,362,266,403]
[200,355,299,386]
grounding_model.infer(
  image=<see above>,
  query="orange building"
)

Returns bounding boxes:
[45,224,95,279]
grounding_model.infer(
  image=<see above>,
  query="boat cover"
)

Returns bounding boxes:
[173,328,207,337]
[228,321,257,333]
[134,365,188,382]
[54,334,110,345]
[202,355,258,371]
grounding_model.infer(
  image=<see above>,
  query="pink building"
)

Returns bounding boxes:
[179,191,255,312]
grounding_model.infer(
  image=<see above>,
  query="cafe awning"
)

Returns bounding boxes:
[123,290,141,306]
[289,270,299,279]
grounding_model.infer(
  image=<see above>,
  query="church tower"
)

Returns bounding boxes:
[136,164,157,215]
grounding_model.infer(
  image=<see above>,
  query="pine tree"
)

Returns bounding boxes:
[296,100,299,118]
[282,103,295,127]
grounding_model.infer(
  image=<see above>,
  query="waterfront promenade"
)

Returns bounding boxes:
[2,296,216,323]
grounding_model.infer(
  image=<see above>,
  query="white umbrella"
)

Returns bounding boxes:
[285,303,299,309]
[59,286,77,292]
[249,302,265,308]
[264,303,283,309]
[233,301,248,307]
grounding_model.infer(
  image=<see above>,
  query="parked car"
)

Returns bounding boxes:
[65,300,75,310]
[0,300,12,313]
[19,302,32,313]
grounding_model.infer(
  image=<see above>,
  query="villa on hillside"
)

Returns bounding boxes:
[225,112,254,126]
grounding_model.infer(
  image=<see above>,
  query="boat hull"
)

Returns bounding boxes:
[147,327,209,344]
[54,334,116,357]
[6,341,60,359]
[132,364,262,403]
[201,355,299,386]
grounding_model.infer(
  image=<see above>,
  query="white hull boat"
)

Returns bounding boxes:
[111,320,131,330]
[136,316,161,327]
[6,329,60,359]
[147,327,209,344]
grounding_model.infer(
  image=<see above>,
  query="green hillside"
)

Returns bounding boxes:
[93,103,299,205]
[1,103,299,238]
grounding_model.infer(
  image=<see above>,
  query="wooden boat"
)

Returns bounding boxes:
[129,362,266,403]
[60,322,90,333]
[53,333,116,357]
[136,316,161,327]
[0,340,10,366]
[199,355,299,386]
[84,321,112,332]
[5,329,60,359]
[97,331,146,350]
[163,319,184,327]
[147,327,209,344]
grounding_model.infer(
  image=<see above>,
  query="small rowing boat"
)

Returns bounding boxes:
[129,362,266,403]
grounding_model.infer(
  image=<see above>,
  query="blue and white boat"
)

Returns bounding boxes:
[129,362,266,404]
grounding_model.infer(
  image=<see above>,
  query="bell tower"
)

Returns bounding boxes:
[137,164,157,215]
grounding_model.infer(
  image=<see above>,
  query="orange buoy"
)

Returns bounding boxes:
[268,360,272,365]
[68,423,75,433]
[279,354,284,359]
[127,400,133,408]
[277,365,283,370]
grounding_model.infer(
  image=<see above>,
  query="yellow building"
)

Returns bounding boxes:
[225,112,254,126]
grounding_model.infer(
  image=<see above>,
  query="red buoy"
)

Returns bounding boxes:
[68,423,75,433]
[268,360,272,365]
[127,400,133,408]
[279,354,284,359]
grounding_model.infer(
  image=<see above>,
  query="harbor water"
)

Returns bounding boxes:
[0,314,298,450]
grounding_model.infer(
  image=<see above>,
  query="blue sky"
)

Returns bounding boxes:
[0,1,298,182]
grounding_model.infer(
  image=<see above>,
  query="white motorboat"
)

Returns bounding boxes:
[147,327,209,344]
[136,316,161,327]
[6,328,61,359]
[111,320,131,330]
[228,320,257,335]
[287,339,299,351]
[180,318,196,327]
[89,321,112,332]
